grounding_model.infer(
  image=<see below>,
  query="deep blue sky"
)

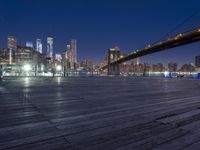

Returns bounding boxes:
[0,0,200,66]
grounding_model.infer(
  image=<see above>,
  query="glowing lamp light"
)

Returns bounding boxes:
[23,64,31,72]
[41,66,44,71]
[164,71,169,77]
[56,65,62,71]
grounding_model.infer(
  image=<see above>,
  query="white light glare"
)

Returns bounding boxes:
[23,64,31,72]
[56,65,62,71]
[164,71,169,77]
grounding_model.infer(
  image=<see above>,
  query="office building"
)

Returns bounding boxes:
[47,36,53,58]
[55,53,62,62]
[195,56,200,67]
[15,46,34,64]
[179,64,195,72]
[7,36,17,64]
[68,39,77,69]
[71,39,77,64]
[8,36,17,50]
[66,44,70,62]
[168,62,178,72]
[152,63,164,72]
[66,40,77,69]
[26,41,34,48]
[36,39,42,53]
[80,60,94,70]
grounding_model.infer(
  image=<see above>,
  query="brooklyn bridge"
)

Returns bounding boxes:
[99,28,200,75]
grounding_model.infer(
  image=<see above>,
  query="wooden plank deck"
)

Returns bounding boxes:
[0,77,200,150]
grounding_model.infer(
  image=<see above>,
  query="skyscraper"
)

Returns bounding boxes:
[67,44,72,68]
[47,36,53,58]
[66,44,71,52]
[26,41,34,48]
[67,39,77,69]
[71,39,77,64]
[168,62,178,72]
[55,54,62,62]
[7,36,17,50]
[195,56,200,67]
[65,44,70,61]
[7,36,17,65]
[36,39,42,53]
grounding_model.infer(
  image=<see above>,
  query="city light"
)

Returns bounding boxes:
[23,64,31,72]
[56,65,62,71]
[41,66,44,71]
[164,71,169,77]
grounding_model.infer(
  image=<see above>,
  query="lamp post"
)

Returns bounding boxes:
[23,64,31,76]
[56,65,62,77]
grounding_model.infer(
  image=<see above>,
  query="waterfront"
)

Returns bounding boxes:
[1,77,200,149]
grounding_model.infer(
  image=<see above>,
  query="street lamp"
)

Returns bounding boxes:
[23,64,31,76]
[164,71,169,77]
[23,64,31,72]
[56,65,62,71]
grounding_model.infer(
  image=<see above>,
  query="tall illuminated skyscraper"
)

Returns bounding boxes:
[67,44,71,52]
[65,44,70,60]
[168,62,177,72]
[36,39,42,53]
[8,36,17,50]
[65,40,77,69]
[7,36,17,65]
[71,39,77,64]
[47,36,53,58]
[26,41,34,48]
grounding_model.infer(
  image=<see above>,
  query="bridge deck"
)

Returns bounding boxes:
[1,77,200,150]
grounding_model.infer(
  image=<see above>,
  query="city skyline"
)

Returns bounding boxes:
[1,33,199,68]
[0,0,200,65]
[1,1,200,149]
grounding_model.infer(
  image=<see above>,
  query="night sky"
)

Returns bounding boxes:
[0,0,200,66]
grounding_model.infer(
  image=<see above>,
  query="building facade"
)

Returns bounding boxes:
[15,46,34,64]
[168,62,178,72]
[71,39,77,64]
[65,40,77,69]
[47,36,53,58]
[7,36,17,64]
[55,53,62,62]
[8,36,17,50]
[80,60,94,70]
[26,41,34,48]
[68,39,77,69]
[0,49,9,64]
[195,56,200,67]
[179,64,195,72]
[36,39,42,53]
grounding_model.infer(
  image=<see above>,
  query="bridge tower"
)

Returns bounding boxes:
[108,47,120,75]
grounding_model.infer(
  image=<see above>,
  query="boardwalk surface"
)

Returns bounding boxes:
[1,77,200,150]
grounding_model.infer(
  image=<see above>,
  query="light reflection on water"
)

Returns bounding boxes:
[24,77,30,87]
[57,77,61,84]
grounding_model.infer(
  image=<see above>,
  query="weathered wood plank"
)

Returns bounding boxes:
[1,77,200,150]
